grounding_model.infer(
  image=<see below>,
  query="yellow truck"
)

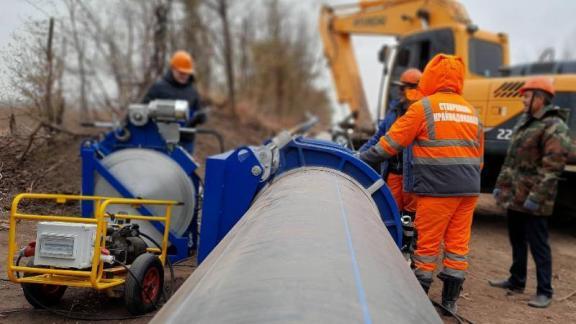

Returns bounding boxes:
[320,0,576,216]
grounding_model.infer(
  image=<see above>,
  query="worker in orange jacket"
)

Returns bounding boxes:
[360,54,483,314]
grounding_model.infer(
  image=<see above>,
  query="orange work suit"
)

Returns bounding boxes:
[386,173,417,213]
[413,196,478,276]
[375,54,483,280]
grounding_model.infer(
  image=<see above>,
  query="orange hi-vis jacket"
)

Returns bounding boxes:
[376,55,484,196]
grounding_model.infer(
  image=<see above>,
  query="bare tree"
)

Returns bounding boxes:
[206,0,237,116]
[66,0,89,121]
[6,17,66,126]
[237,16,256,94]
[4,0,330,130]
[240,0,330,123]
[151,1,172,77]
[177,0,214,95]
[61,0,174,115]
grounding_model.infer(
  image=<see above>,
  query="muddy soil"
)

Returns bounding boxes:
[433,196,576,324]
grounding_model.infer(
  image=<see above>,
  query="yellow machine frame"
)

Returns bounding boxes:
[7,193,176,290]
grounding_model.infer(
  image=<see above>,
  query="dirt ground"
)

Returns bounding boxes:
[433,196,576,324]
[1,109,576,323]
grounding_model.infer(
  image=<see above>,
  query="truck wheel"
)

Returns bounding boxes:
[124,253,164,315]
[21,260,67,309]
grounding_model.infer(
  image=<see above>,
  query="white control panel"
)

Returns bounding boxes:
[34,222,97,269]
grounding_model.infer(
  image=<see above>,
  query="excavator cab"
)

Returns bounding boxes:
[377,27,506,120]
[378,28,457,118]
[389,28,505,84]
[390,28,456,81]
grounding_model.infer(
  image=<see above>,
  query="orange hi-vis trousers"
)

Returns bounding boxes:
[412,195,478,280]
[387,173,417,213]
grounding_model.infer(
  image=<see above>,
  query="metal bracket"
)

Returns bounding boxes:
[367,178,385,195]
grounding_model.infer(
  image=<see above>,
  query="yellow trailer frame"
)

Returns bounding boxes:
[6,193,176,290]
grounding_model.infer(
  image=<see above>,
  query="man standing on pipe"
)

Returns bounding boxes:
[359,68,422,258]
[489,77,570,308]
[360,54,484,314]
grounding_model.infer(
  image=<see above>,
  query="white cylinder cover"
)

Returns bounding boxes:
[94,149,196,244]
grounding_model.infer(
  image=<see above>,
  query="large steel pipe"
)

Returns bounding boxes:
[152,168,441,323]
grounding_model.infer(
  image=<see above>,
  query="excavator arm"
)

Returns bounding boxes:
[319,0,472,129]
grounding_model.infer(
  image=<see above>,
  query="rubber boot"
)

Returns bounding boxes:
[438,273,464,315]
[417,277,433,294]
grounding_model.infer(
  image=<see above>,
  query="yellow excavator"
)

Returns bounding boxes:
[320,0,576,216]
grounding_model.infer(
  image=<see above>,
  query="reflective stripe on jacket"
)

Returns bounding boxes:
[373,54,484,196]
[378,94,483,196]
[376,54,484,196]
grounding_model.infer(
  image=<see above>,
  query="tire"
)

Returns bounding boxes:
[124,253,164,315]
[21,260,67,309]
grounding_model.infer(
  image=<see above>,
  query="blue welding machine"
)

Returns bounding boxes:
[80,100,201,262]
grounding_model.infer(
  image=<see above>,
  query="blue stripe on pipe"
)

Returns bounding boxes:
[334,180,373,324]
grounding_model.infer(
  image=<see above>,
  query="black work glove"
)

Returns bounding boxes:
[359,146,387,172]
[188,110,208,127]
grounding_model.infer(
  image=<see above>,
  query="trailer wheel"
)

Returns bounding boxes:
[21,260,67,309]
[124,253,164,315]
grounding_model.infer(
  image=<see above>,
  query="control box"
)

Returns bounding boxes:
[34,222,97,269]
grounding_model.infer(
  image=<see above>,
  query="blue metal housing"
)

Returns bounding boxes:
[81,121,200,262]
[198,136,401,263]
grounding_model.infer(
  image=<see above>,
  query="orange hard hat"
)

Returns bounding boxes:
[519,76,555,96]
[392,68,422,87]
[170,50,195,74]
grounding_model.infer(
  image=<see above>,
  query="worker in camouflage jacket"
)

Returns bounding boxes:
[490,76,571,309]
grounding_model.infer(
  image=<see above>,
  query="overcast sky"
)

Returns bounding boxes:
[1,0,575,117]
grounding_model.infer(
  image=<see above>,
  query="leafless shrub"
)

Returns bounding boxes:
[4,0,330,129]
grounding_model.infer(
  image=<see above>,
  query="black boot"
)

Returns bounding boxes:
[438,273,464,315]
[400,214,415,259]
[417,277,433,294]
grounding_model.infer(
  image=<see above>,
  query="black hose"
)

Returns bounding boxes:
[194,128,225,153]
[172,255,197,265]
[2,304,152,321]
[15,254,23,278]
[430,298,475,324]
